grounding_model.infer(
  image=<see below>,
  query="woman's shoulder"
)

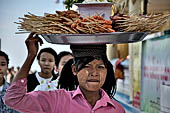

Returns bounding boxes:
[27,72,36,79]
[110,98,125,111]
[36,89,74,97]
[31,89,75,103]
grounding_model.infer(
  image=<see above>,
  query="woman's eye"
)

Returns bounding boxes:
[0,63,6,66]
[84,65,90,68]
[49,60,53,62]
[98,65,105,69]
[41,60,46,62]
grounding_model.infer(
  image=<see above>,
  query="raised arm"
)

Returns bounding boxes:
[4,33,52,112]
[13,33,43,82]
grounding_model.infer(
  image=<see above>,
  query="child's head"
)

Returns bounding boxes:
[56,51,73,75]
[37,48,58,75]
[0,51,9,81]
[37,48,58,64]
[71,44,116,98]
[58,45,116,98]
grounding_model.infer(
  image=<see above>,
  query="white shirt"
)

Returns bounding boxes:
[0,85,3,92]
[35,72,52,84]
[34,72,59,91]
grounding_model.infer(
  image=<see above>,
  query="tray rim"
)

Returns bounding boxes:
[41,32,147,36]
[41,32,148,45]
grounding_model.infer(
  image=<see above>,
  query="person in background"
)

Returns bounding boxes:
[16,66,20,75]
[27,46,58,92]
[11,66,16,76]
[6,68,13,83]
[57,58,77,90]
[7,66,17,83]
[56,51,73,78]
[0,50,20,113]
[4,33,125,113]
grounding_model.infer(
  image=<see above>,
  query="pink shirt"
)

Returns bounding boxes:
[4,78,125,113]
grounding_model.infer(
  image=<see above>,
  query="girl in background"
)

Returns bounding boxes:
[0,50,20,113]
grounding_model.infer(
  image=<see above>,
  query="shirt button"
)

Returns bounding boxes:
[21,79,25,83]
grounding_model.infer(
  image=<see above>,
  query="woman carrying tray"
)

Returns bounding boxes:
[4,33,125,113]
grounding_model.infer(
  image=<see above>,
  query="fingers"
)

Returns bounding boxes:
[26,33,43,46]
[25,32,35,43]
[27,32,36,39]
[34,34,44,46]
[39,38,44,46]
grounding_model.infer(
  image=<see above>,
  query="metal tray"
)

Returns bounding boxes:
[41,32,148,45]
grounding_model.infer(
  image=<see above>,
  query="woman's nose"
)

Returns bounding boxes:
[89,68,98,76]
[44,61,49,65]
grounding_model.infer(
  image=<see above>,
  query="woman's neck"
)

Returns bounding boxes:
[80,88,101,108]
[38,72,52,79]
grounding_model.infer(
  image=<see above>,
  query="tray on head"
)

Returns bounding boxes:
[41,32,148,45]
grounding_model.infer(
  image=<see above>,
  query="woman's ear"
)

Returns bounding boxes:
[72,65,77,76]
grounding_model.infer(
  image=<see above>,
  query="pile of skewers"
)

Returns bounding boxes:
[110,13,170,33]
[15,10,115,34]
[15,10,170,34]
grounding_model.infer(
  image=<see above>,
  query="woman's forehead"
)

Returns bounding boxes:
[40,52,55,58]
[87,59,104,64]
[0,56,7,63]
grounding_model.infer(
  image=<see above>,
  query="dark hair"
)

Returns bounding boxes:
[17,66,20,70]
[58,59,78,90]
[56,51,73,67]
[0,50,9,65]
[37,48,58,64]
[58,56,116,99]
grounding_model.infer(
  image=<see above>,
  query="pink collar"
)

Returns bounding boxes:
[72,86,116,108]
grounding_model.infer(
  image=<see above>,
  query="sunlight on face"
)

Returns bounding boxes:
[77,59,107,92]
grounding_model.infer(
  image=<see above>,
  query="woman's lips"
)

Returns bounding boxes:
[44,68,50,70]
[87,79,99,82]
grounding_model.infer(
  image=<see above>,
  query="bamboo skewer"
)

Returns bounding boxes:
[112,13,170,32]
[15,10,114,34]
[15,10,170,34]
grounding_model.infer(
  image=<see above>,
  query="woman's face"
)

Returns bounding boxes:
[58,55,73,75]
[38,52,55,75]
[0,56,8,81]
[73,59,107,92]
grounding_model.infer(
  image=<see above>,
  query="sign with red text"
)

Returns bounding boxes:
[140,31,170,113]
